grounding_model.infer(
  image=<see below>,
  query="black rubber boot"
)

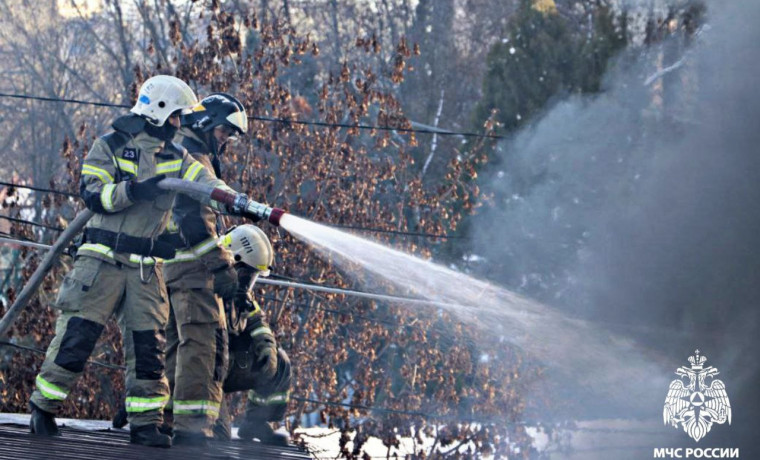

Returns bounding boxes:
[158,422,174,437]
[213,397,231,441]
[173,431,209,448]
[130,424,172,448]
[238,419,289,446]
[29,402,60,437]
[158,408,174,436]
[112,405,128,429]
[213,418,232,441]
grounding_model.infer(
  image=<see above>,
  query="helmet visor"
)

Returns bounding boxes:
[225,110,248,134]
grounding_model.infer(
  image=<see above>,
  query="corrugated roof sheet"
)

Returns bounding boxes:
[0,422,312,460]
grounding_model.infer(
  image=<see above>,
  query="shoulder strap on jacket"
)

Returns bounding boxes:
[101,131,128,154]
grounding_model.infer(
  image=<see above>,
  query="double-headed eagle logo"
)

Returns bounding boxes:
[663,350,731,442]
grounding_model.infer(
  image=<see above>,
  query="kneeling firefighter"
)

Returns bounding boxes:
[215,224,292,446]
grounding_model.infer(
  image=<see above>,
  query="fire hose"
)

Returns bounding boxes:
[0,179,285,339]
[157,178,286,226]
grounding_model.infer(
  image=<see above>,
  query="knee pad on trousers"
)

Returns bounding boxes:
[55,317,104,373]
[133,329,167,380]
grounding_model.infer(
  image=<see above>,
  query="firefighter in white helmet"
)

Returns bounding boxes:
[216,224,292,446]
[29,76,249,449]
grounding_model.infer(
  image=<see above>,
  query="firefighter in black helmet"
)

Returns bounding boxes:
[161,93,250,446]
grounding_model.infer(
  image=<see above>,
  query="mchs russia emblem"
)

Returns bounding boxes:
[663,350,731,442]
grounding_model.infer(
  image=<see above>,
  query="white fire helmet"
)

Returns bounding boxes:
[130,75,198,126]
[220,225,273,276]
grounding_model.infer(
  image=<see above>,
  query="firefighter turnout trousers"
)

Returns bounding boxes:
[243,347,291,422]
[213,347,291,440]
[31,255,170,427]
[165,287,228,436]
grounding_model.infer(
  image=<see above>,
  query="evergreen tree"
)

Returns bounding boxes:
[473,0,627,136]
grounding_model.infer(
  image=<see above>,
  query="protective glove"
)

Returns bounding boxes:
[248,314,278,380]
[127,174,168,202]
[212,263,238,300]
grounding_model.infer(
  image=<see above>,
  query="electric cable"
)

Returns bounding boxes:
[0,231,47,245]
[0,215,64,232]
[0,92,503,139]
[0,234,474,311]
[328,222,464,240]
[0,181,78,198]
[250,114,504,139]
[0,236,53,251]
[0,182,466,240]
[258,277,473,310]
[0,340,124,371]
[260,294,423,332]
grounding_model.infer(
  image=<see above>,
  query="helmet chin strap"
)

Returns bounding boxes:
[203,129,225,177]
[144,121,178,142]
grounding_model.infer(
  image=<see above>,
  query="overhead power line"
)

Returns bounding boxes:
[0,236,53,251]
[0,340,123,371]
[0,215,64,232]
[250,114,503,139]
[0,182,464,240]
[0,92,503,140]
[0,234,469,311]
[0,181,78,198]
[258,278,470,310]
[329,222,463,240]
[260,294,423,332]
[0,92,130,109]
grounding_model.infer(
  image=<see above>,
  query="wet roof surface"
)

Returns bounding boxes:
[0,422,313,460]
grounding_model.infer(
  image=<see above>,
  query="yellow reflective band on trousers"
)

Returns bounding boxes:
[36,375,68,401]
[248,391,289,406]
[82,165,114,184]
[156,159,182,174]
[100,183,117,212]
[173,400,221,416]
[126,395,169,413]
[183,161,204,181]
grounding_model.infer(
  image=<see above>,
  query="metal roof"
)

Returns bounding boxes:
[0,421,312,460]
